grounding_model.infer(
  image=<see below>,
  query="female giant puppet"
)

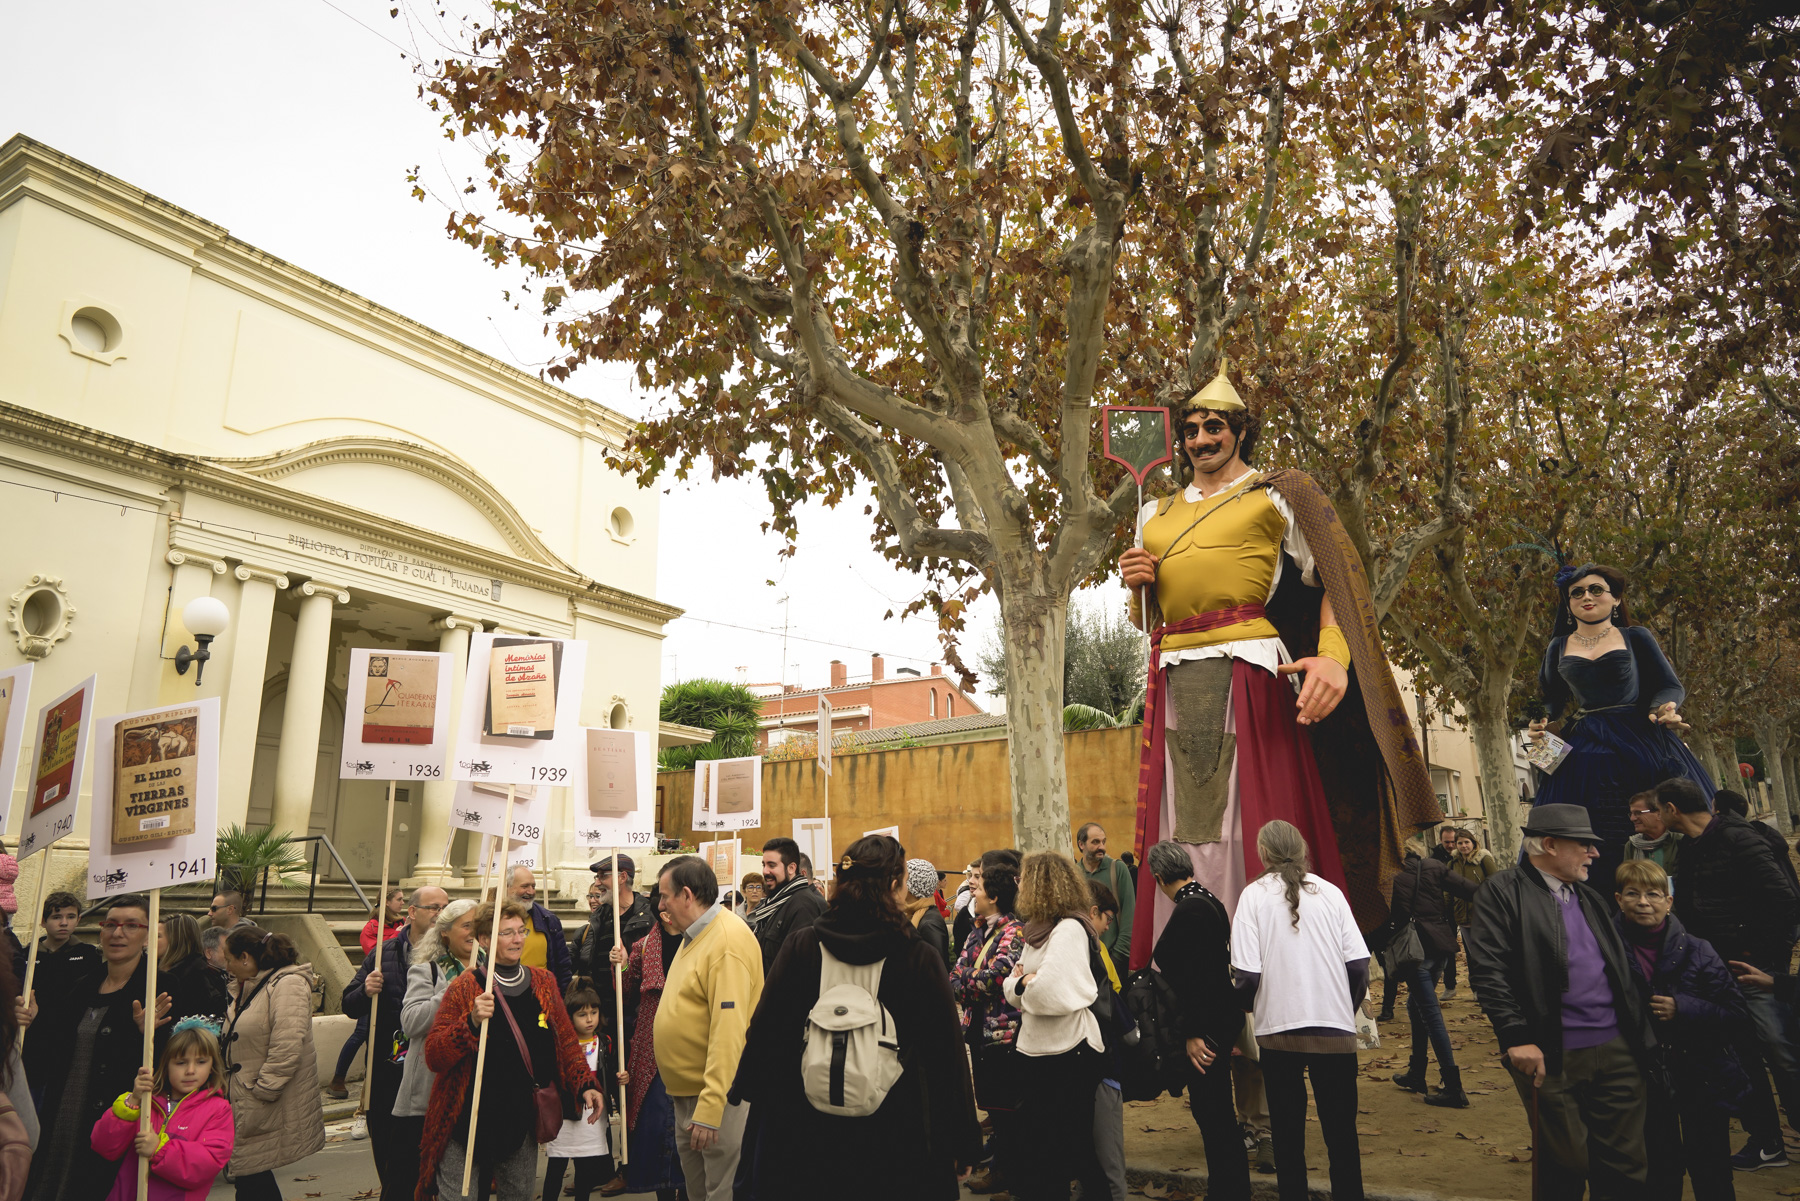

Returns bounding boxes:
[1120,364,1441,968]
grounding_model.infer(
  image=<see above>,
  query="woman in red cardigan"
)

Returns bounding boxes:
[419,899,604,1201]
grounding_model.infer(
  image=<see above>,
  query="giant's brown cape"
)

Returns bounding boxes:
[1131,468,1442,931]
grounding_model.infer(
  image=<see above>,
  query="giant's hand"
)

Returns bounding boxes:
[1120,548,1159,590]
[1278,657,1348,725]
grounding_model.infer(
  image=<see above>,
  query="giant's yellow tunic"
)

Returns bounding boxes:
[1138,474,1288,653]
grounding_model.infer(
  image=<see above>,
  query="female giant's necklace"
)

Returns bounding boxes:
[1569,624,1613,650]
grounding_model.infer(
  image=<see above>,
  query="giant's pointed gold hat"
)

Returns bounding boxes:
[1182,356,1246,413]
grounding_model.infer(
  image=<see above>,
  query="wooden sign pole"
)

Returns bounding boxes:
[610,847,629,1165]
[17,863,49,1046]
[360,779,398,1113]
[461,784,516,1195]
[136,887,162,1201]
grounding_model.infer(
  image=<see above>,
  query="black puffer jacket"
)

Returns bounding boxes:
[1389,854,1477,960]
[1673,811,1799,970]
[1466,863,1654,1075]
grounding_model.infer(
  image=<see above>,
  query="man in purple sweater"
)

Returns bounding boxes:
[1467,805,1657,1201]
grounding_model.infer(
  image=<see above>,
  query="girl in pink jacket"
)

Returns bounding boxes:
[92,1021,235,1201]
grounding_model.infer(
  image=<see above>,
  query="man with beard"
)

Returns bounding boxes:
[746,836,828,975]
[584,853,657,988]
[1121,360,1439,967]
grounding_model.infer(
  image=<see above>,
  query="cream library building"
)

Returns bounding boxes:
[0,135,679,899]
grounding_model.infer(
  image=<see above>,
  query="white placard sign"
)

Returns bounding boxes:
[453,633,587,786]
[0,664,33,831]
[18,673,98,860]
[341,648,454,782]
[864,824,901,840]
[692,756,762,833]
[817,696,833,776]
[449,779,552,847]
[573,728,656,851]
[86,697,222,896]
[793,817,834,881]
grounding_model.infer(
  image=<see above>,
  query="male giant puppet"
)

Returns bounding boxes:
[1122,364,1441,969]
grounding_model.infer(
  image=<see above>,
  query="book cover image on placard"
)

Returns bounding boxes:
[113,708,200,847]
[585,730,638,818]
[483,638,561,740]
[362,653,440,745]
[715,758,755,814]
[31,688,85,816]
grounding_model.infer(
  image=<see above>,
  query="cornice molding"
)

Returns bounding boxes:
[166,548,228,575]
[291,579,351,604]
[215,437,564,567]
[0,135,633,448]
[0,401,677,627]
[234,564,291,589]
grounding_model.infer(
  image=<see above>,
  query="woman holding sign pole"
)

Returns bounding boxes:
[220,931,324,1201]
[21,895,177,1201]
[420,901,605,1201]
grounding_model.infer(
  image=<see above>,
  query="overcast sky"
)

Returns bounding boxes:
[0,1,1159,709]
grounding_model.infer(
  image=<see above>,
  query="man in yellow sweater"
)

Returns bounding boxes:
[653,855,764,1201]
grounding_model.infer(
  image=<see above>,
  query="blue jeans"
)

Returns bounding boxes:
[1739,985,1800,1145]
[1408,956,1456,1079]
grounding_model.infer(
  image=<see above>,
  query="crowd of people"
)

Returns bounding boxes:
[5,774,1800,1201]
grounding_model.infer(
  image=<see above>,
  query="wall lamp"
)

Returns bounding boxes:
[175,596,230,686]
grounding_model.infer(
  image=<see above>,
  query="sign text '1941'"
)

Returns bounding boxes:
[169,856,209,881]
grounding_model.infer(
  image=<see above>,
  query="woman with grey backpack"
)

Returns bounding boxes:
[728,834,980,1200]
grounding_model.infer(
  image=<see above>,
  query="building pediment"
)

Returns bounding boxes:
[214,437,563,567]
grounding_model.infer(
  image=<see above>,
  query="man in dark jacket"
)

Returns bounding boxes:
[1429,825,1463,996]
[1658,776,1800,1171]
[584,853,658,983]
[1148,839,1250,1199]
[746,836,828,975]
[341,885,449,1188]
[1389,849,1478,1106]
[1468,804,1656,1201]
[507,865,572,991]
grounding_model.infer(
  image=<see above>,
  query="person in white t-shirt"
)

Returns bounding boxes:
[1230,821,1371,1201]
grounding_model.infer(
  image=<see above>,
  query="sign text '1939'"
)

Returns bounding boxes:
[529,765,567,783]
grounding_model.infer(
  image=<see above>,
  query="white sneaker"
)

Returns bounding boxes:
[351,1114,368,1141]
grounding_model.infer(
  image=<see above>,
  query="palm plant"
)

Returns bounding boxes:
[215,824,310,902]
[658,678,761,770]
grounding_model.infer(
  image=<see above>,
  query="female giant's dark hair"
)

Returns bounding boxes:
[224,927,301,971]
[828,834,910,935]
[1550,563,1636,638]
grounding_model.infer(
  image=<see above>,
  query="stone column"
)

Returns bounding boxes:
[217,564,290,829]
[408,614,481,884]
[268,579,350,837]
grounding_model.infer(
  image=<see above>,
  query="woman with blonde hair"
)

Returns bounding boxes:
[1231,821,1369,1201]
[159,912,227,1022]
[1002,852,1107,1201]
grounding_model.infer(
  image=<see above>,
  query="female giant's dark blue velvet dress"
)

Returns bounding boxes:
[1536,624,1715,889]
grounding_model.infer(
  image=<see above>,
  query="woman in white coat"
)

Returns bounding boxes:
[1002,852,1107,1201]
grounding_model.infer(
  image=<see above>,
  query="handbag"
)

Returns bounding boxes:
[1380,861,1426,978]
[494,981,565,1144]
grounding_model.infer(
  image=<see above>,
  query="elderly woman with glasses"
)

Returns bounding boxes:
[20,894,194,1201]
[1527,563,1715,891]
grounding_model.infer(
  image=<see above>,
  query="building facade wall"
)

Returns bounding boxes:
[0,137,675,900]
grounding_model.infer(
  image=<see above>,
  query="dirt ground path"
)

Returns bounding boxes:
[1122,968,1800,1200]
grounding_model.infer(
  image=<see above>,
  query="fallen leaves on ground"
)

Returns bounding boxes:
[292,1177,318,1183]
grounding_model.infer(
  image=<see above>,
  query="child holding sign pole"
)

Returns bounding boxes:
[92,1020,234,1201]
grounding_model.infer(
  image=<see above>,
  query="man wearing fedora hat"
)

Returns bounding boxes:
[1467,804,1656,1200]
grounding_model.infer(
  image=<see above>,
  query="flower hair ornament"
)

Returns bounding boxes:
[172,1015,223,1036]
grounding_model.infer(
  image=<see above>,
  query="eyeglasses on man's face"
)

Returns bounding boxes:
[1567,584,1611,600]
[100,920,149,934]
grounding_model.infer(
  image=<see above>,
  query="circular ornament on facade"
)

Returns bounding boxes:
[7,575,75,660]
[58,303,128,365]
[608,506,635,542]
